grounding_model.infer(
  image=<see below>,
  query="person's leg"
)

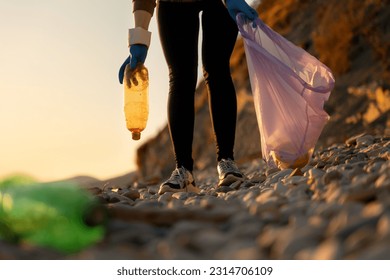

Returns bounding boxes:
[157,2,201,172]
[201,0,239,162]
[157,2,203,194]
[201,1,245,186]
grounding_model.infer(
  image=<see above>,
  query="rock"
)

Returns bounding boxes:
[322,170,343,185]
[191,228,229,254]
[354,242,390,259]
[158,192,173,204]
[216,185,234,193]
[121,189,140,200]
[312,238,343,260]
[344,228,376,256]
[356,135,375,148]
[375,175,390,190]
[216,241,264,259]
[172,192,191,200]
[273,181,288,195]
[270,227,323,259]
[345,133,367,146]
[285,184,311,202]
[306,168,326,180]
[376,212,390,238]
[282,176,307,185]
[108,193,131,204]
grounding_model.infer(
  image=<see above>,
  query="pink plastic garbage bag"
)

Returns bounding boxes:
[237,14,335,169]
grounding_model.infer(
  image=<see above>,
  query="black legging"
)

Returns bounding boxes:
[157,0,239,171]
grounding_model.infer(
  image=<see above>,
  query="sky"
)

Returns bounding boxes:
[0,0,174,182]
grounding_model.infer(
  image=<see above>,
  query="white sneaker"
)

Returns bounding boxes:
[217,158,244,187]
[158,167,200,195]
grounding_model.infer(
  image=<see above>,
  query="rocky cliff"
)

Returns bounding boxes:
[136,0,390,181]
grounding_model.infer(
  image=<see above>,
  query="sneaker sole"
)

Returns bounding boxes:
[218,174,244,187]
[158,183,200,195]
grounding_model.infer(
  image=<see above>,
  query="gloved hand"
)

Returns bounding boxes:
[225,0,258,23]
[118,44,148,84]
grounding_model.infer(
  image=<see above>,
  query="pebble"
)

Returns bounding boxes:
[2,134,389,260]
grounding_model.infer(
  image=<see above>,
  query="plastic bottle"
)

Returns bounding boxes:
[123,63,149,140]
[0,175,106,253]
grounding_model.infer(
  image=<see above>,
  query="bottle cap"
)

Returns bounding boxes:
[132,132,141,140]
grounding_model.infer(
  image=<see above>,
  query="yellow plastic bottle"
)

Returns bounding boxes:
[123,64,149,140]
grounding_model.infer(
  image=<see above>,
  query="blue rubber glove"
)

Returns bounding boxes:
[225,0,258,23]
[118,44,148,84]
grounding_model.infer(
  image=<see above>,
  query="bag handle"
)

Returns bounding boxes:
[236,13,335,94]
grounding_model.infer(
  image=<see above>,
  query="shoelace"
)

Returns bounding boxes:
[219,159,238,173]
[171,167,189,183]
